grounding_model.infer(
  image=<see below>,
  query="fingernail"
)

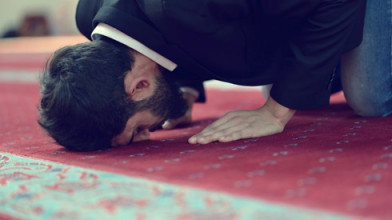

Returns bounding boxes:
[188,137,196,144]
[162,121,170,129]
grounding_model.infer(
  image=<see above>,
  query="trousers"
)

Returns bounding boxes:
[341,0,392,117]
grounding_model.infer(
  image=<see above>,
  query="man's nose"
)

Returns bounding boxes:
[133,128,150,142]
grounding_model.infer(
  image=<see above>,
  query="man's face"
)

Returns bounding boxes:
[112,59,188,146]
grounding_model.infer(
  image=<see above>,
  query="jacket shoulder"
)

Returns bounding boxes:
[75,0,104,40]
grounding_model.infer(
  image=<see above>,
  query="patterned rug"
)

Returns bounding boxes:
[1,152,357,220]
[0,37,391,220]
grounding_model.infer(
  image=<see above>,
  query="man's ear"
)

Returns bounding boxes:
[127,78,153,101]
[124,51,159,101]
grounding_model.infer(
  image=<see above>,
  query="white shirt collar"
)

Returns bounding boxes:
[91,23,177,71]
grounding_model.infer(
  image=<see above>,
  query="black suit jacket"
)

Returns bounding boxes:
[76,0,366,110]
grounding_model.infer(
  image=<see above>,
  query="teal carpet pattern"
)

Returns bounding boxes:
[0,152,358,220]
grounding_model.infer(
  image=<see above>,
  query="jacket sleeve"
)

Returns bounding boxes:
[75,0,103,40]
[270,0,366,110]
[169,67,212,103]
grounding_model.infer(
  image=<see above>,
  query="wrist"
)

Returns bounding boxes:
[264,96,296,125]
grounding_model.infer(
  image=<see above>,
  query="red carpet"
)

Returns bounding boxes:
[0,82,391,219]
[0,37,391,220]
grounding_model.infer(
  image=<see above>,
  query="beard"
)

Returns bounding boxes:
[134,69,188,122]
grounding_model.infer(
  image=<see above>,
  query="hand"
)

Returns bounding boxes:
[162,107,192,129]
[188,97,295,144]
[162,87,198,130]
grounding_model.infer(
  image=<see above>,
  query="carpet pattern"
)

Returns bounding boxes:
[0,152,356,220]
[0,81,391,220]
[0,36,391,220]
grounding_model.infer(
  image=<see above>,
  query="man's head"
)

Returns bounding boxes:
[39,39,187,151]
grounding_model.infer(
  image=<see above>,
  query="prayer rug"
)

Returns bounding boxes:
[0,152,356,220]
[0,37,391,220]
[0,82,390,220]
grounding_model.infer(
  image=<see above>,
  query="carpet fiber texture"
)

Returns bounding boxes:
[0,36,391,220]
[0,81,391,220]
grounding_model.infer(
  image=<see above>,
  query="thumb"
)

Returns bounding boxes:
[162,119,176,130]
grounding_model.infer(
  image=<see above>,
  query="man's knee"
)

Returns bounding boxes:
[346,93,392,117]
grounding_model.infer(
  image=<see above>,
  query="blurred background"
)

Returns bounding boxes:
[0,0,79,38]
[0,0,85,81]
[0,0,243,88]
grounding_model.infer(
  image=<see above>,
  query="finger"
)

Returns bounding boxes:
[198,123,249,144]
[219,121,284,142]
[162,116,191,130]
[162,119,176,130]
[193,113,249,140]
[219,129,251,143]
[189,119,249,144]
[197,117,248,137]
[194,113,245,138]
[191,112,265,144]
[200,112,242,134]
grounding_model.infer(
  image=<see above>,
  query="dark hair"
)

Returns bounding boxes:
[39,40,136,151]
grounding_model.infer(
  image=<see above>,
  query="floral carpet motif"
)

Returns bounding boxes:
[0,82,391,220]
[0,152,356,220]
[1,36,392,220]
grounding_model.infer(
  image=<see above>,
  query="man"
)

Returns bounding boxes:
[39,0,366,151]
